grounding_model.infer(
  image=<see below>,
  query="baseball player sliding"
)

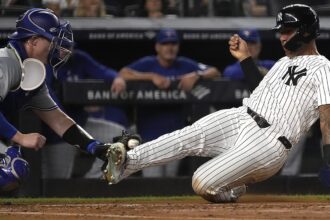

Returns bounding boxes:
[105,4,330,202]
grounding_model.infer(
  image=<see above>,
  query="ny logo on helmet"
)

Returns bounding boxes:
[282,65,307,86]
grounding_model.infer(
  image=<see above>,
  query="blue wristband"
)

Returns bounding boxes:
[0,112,17,140]
[86,140,100,155]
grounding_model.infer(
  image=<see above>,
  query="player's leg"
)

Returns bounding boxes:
[115,107,243,181]
[42,142,77,178]
[280,135,306,176]
[191,114,289,203]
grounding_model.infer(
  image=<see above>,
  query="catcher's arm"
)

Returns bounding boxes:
[318,104,330,186]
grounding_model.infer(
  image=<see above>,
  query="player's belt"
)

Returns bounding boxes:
[247,108,270,128]
[247,107,292,150]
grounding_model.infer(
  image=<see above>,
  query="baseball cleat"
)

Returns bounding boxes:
[229,185,246,202]
[103,142,126,185]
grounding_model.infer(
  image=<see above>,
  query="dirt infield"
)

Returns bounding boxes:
[1,195,330,220]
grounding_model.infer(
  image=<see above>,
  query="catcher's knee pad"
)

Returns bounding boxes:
[0,146,29,192]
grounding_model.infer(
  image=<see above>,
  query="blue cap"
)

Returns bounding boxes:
[156,28,179,44]
[238,29,260,43]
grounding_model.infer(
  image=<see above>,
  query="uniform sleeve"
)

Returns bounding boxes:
[179,57,209,72]
[126,57,152,72]
[315,64,330,106]
[0,112,17,140]
[223,63,244,80]
[24,83,58,111]
[77,50,117,81]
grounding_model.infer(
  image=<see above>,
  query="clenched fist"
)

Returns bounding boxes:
[12,132,46,150]
[228,34,251,61]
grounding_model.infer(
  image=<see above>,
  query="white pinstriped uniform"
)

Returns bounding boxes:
[121,55,330,202]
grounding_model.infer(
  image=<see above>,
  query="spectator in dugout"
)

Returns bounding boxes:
[42,48,128,179]
[119,28,220,177]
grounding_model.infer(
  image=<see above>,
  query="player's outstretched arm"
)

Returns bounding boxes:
[318,104,330,186]
[34,108,75,137]
[33,108,108,159]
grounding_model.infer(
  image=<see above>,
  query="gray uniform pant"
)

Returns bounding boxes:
[42,118,124,179]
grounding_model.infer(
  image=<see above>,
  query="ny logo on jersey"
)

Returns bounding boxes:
[282,65,307,86]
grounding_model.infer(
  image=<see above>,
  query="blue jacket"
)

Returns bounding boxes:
[127,55,208,141]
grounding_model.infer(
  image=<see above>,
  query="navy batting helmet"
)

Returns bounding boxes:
[8,8,74,75]
[273,4,320,51]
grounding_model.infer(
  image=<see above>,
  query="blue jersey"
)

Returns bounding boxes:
[128,56,207,80]
[127,55,208,141]
[56,49,117,82]
[223,60,275,80]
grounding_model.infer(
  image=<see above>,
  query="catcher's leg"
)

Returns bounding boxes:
[192,116,289,203]
[0,146,29,193]
[106,107,243,184]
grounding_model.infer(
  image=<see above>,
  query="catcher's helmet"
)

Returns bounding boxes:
[273,4,319,51]
[8,8,74,76]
